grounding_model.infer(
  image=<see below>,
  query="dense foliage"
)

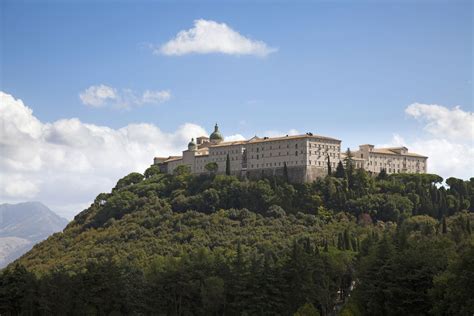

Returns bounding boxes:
[1,165,473,315]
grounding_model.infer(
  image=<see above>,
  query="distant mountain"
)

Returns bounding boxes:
[0,202,68,268]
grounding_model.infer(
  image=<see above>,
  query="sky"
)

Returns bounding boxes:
[1,0,473,219]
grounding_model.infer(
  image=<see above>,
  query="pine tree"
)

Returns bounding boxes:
[226,154,231,175]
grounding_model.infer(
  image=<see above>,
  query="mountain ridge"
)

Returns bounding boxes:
[0,201,68,268]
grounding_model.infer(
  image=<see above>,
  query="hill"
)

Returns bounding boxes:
[1,166,473,315]
[0,202,68,268]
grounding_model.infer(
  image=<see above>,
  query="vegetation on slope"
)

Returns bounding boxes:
[1,163,473,315]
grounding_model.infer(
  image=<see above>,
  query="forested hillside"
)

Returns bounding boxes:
[1,164,473,315]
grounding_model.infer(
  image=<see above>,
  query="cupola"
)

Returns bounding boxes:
[209,123,223,144]
[187,138,197,151]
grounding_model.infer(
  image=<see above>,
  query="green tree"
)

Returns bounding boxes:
[144,165,161,178]
[284,162,289,182]
[226,154,231,175]
[335,161,346,179]
[327,155,332,176]
[205,162,218,174]
[294,303,320,316]
[377,168,388,181]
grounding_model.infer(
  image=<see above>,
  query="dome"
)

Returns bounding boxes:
[187,138,197,151]
[209,123,223,143]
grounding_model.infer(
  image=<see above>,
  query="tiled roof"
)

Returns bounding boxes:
[161,156,182,163]
[211,134,341,148]
[370,148,427,158]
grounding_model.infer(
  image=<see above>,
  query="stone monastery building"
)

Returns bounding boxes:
[154,124,428,183]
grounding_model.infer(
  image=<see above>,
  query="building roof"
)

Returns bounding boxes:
[370,148,427,158]
[160,156,182,163]
[211,133,341,148]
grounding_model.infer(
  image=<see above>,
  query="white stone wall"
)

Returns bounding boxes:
[158,137,427,179]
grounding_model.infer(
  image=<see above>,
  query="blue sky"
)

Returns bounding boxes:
[1,0,472,218]
[3,0,471,144]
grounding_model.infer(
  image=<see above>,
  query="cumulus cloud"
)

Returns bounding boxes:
[157,19,276,57]
[383,103,473,180]
[0,91,205,219]
[405,103,474,140]
[261,129,300,138]
[79,85,171,109]
[79,84,117,107]
[225,134,246,142]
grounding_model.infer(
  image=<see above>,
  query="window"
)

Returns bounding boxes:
[295,151,298,156]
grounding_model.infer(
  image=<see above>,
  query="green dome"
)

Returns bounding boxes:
[210,123,223,142]
[188,138,197,151]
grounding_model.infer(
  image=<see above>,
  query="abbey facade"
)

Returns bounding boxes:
[154,124,428,183]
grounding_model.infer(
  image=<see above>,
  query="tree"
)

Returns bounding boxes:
[144,165,161,179]
[377,169,388,181]
[294,303,320,316]
[430,243,474,315]
[344,148,354,188]
[174,165,191,176]
[226,154,231,175]
[442,216,447,234]
[283,162,289,182]
[335,161,346,179]
[201,276,225,314]
[114,172,144,190]
[327,155,332,176]
[205,162,218,174]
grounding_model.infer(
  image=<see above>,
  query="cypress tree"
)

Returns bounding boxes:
[377,168,388,180]
[442,216,447,234]
[344,148,354,188]
[327,154,332,176]
[226,154,231,175]
[335,161,346,178]
[337,233,344,250]
[343,229,352,251]
[467,217,471,235]
[283,162,289,182]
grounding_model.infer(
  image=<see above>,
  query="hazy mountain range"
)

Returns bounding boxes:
[0,202,68,268]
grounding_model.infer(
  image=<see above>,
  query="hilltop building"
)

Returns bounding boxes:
[154,124,428,183]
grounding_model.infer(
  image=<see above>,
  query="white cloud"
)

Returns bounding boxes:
[405,103,474,140]
[141,90,171,104]
[382,103,474,180]
[79,84,117,107]
[0,91,205,219]
[260,129,300,138]
[225,134,246,142]
[79,85,171,109]
[157,19,276,57]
